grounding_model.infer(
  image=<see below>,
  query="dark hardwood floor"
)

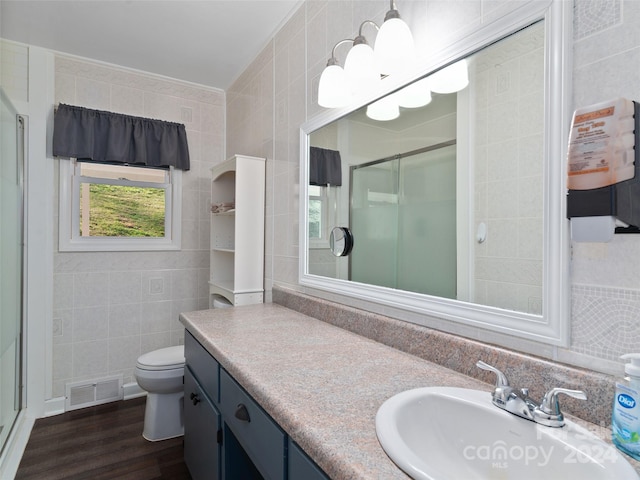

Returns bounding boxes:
[15,397,191,480]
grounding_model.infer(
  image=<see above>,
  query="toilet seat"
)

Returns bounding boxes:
[136,345,184,371]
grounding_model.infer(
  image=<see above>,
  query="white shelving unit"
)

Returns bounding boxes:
[209,155,265,307]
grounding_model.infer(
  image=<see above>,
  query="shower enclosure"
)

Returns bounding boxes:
[0,88,25,455]
[350,141,457,299]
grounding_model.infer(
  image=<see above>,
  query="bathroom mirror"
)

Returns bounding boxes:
[300,0,572,345]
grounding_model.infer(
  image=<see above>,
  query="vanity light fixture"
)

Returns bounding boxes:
[317,0,416,109]
[374,1,416,76]
[317,1,468,118]
[366,95,400,121]
[429,60,469,94]
[365,76,431,121]
[317,39,353,108]
[344,21,381,95]
[396,77,432,108]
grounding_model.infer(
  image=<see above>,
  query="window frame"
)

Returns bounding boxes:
[58,159,182,252]
[308,184,337,249]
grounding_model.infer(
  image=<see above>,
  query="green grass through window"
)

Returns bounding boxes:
[81,184,165,237]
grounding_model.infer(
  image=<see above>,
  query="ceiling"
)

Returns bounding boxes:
[0,0,301,90]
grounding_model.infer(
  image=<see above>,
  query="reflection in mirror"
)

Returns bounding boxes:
[351,141,458,298]
[329,227,354,257]
[307,20,545,315]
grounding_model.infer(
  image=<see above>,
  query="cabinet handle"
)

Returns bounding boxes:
[235,403,251,422]
[190,392,200,405]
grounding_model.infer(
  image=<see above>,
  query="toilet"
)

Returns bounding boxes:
[134,345,185,441]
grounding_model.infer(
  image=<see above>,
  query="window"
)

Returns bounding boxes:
[59,159,181,251]
[308,185,325,241]
[308,184,337,248]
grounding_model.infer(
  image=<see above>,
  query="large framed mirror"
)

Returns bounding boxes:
[299,0,572,346]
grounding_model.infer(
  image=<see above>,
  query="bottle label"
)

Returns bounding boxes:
[612,383,640,460]
[618,393,636,409]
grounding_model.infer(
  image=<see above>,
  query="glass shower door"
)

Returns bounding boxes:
[350,159,400,289]
[350,143,457,299]
[397,145,457,298]
[0,89,24,453]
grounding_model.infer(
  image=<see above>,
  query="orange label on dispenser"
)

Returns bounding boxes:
[566,98,636,190]
[574,106,615,124]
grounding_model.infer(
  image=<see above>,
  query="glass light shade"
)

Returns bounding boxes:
[374,17,416,76]
[396,77,432,108]
[366,96,400,121]
[344,43,380,94]
[318,64,351,108]
[429,60,469,94]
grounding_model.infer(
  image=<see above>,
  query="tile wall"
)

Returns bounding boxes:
[570,0,640,365]
[226,0,640,375]
[0,40,28,102]
[472,22,544,314]
[52,55,225,396]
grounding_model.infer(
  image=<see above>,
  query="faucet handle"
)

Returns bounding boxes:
[476,360,510,387]
[535,387,587,427]
[539,387,587,415]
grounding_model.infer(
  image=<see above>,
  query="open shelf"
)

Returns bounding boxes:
[209,155,265,307]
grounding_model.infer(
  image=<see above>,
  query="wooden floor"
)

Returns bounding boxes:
[15,397,191,480]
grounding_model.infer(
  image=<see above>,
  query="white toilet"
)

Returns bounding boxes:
[134,345,185,441]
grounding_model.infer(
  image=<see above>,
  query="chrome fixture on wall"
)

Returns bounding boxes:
[317,0,469,120]
[318,0,415,109]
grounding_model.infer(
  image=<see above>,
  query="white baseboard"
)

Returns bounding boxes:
[0,412,35,480]
[44,397,65,417]
[123,382,146,400]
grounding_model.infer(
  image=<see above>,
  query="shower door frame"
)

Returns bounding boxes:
[0,88,26,458]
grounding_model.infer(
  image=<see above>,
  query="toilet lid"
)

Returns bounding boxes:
[136,345,185,370]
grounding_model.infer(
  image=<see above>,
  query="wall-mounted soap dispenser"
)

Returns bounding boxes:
[566,98,640,242]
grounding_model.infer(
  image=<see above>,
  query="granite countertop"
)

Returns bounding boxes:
[180,303,491,479]
[179,303,638,479]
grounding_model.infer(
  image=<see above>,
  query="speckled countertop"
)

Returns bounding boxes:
[179,303,639,479]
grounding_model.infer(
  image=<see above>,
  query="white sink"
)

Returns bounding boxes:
[376,387,639,480]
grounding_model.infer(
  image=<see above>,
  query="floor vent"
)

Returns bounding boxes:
[65,375,123,411]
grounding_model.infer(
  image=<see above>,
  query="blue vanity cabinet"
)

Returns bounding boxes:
[184,368,221,480]
[184,331,329,480]
[185,332,220,402]
[184,332,222,480]
[289,440,329,480]
[219,369,286,479]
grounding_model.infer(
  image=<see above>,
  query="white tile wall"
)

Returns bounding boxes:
[574,0,622,40]
[52,55,224,397]
[0,40,28,102]
[226,0,640,374]
[570,0,640,363]
[572,285,640,361]
[472,21,544,313]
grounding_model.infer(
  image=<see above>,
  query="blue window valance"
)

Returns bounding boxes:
[53,104,190,171]
[310,146,342,186]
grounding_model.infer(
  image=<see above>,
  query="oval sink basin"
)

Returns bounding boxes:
[376,387,639,480]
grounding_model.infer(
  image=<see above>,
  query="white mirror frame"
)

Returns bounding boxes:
[299,0,572,346]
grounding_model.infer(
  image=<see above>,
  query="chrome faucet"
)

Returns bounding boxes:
[476,360,586,427]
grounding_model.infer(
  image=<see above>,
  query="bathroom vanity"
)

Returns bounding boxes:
[180,303,493,479]
[183,329,327,479]
[181,302,640,479]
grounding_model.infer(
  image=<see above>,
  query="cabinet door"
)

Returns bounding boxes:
[185,368,221,480]
[219,369,286,480]
[288,440,329,480]
[185,332,220,404]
